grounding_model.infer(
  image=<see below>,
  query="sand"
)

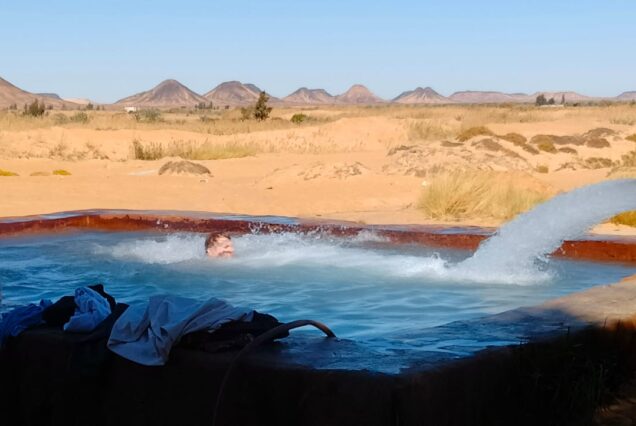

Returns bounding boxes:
[1,107,636,236]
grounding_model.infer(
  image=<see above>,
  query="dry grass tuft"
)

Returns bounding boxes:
[417,170,548,221]
[408,120,455,141]
[626,134,636,143]
[52,169,72,176]
[611,212,636,227]
[130,139,262,161]
[537,141,558,153]
[456,126,494,142]
[0,168,19,176]
[30,171,50,176]
[499,132,527,145]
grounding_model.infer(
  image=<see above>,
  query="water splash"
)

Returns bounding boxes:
[457,179,636,281]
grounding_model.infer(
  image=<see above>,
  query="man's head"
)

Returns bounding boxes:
[205,233,234,258]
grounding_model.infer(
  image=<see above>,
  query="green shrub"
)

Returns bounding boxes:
[253,92,272,121]
[291,113,308,124]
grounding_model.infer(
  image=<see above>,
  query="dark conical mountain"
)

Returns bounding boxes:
[392,87,450,104]
[115,79,208,107]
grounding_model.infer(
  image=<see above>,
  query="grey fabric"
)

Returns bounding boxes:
[107,295,253,366]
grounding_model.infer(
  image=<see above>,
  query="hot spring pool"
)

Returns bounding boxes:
[1,229,635,353]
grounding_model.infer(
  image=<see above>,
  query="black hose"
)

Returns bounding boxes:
[212,319,336,426]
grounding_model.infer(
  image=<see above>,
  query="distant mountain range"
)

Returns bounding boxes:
[1,76,634,108]
[0,77,78,109]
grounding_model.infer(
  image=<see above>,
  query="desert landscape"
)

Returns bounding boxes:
[1,76,636,235]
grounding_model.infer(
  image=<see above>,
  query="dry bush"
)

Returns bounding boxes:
[537,141,557,153]
[417,170,548,221]
[407,120,455,141]
[0,168,19,176]
[130,139,262,161]
[498,133,527,145]
[558,147,578,154]
[626,134,636,143]
[535,165,549,173]
[52,169,72,176]
[585,138,610,148]
[456,126,494,142]
[584,157,614,169]
[611,212,636,227]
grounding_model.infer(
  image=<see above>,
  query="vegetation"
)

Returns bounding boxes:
[253,92,272,121]
[52,169,72,176]
[626,134,636,142]
[611,211,636,227]
[291,113,308,124]
[69,112,89,124]
[0,168,19,176]
[498,132,527,145]
[130,139,261,161]
[408,120,454,141]
[417,170,548,220]
[23,100,46,117]
[535,165,549,173]
[30,171,50,176]
[537,141,558,153]
[134,109,162,123]
[456,126,494,142]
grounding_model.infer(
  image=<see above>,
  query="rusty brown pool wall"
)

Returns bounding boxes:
[2,210,636,263]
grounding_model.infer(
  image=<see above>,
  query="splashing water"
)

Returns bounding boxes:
[457,179,636,281]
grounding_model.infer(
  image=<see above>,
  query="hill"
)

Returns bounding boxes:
[115,79,207,107]
[392,87,450,104]
[282,87,336,105]
[335,84,384,104]
[0,77,75,109]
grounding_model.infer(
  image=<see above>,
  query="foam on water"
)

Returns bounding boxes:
[458,179,636,282]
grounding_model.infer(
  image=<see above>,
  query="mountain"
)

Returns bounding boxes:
[449,91,531,104]
[282,87,336,105]
[336,84,385,104]
[36,93,63,100]
[115,79,207,107]
[532,91,594,103]
[203,81,277,107]
[616,91,636,101]
[392,87,450,104]
[0,76,74,108]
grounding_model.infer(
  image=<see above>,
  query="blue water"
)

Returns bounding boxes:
[1,230,635,351]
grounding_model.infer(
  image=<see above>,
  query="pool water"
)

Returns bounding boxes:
[1,230,635,352]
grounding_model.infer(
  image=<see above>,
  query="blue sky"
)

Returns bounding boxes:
[1,0,634,102]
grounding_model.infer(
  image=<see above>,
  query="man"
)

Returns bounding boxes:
[205,233,235,258]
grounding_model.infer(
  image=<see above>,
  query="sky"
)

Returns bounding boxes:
[1,0,635,103]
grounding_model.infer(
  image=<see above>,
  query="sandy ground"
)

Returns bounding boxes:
[1,109,636,236]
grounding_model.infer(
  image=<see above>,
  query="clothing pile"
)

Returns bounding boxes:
[0,286,285,365]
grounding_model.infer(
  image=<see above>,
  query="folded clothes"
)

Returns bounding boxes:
[64,287,112,333]
[107,295,254,366]
[0,299,52,347]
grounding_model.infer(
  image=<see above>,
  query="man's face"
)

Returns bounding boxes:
[207,237,234,258]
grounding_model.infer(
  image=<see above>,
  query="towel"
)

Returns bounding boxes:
[63,287,112,333]
[107,295,253,366]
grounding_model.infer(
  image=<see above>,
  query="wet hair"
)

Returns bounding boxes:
[205,233,231,251]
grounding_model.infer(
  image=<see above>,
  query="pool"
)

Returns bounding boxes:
[2,228,635,355]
